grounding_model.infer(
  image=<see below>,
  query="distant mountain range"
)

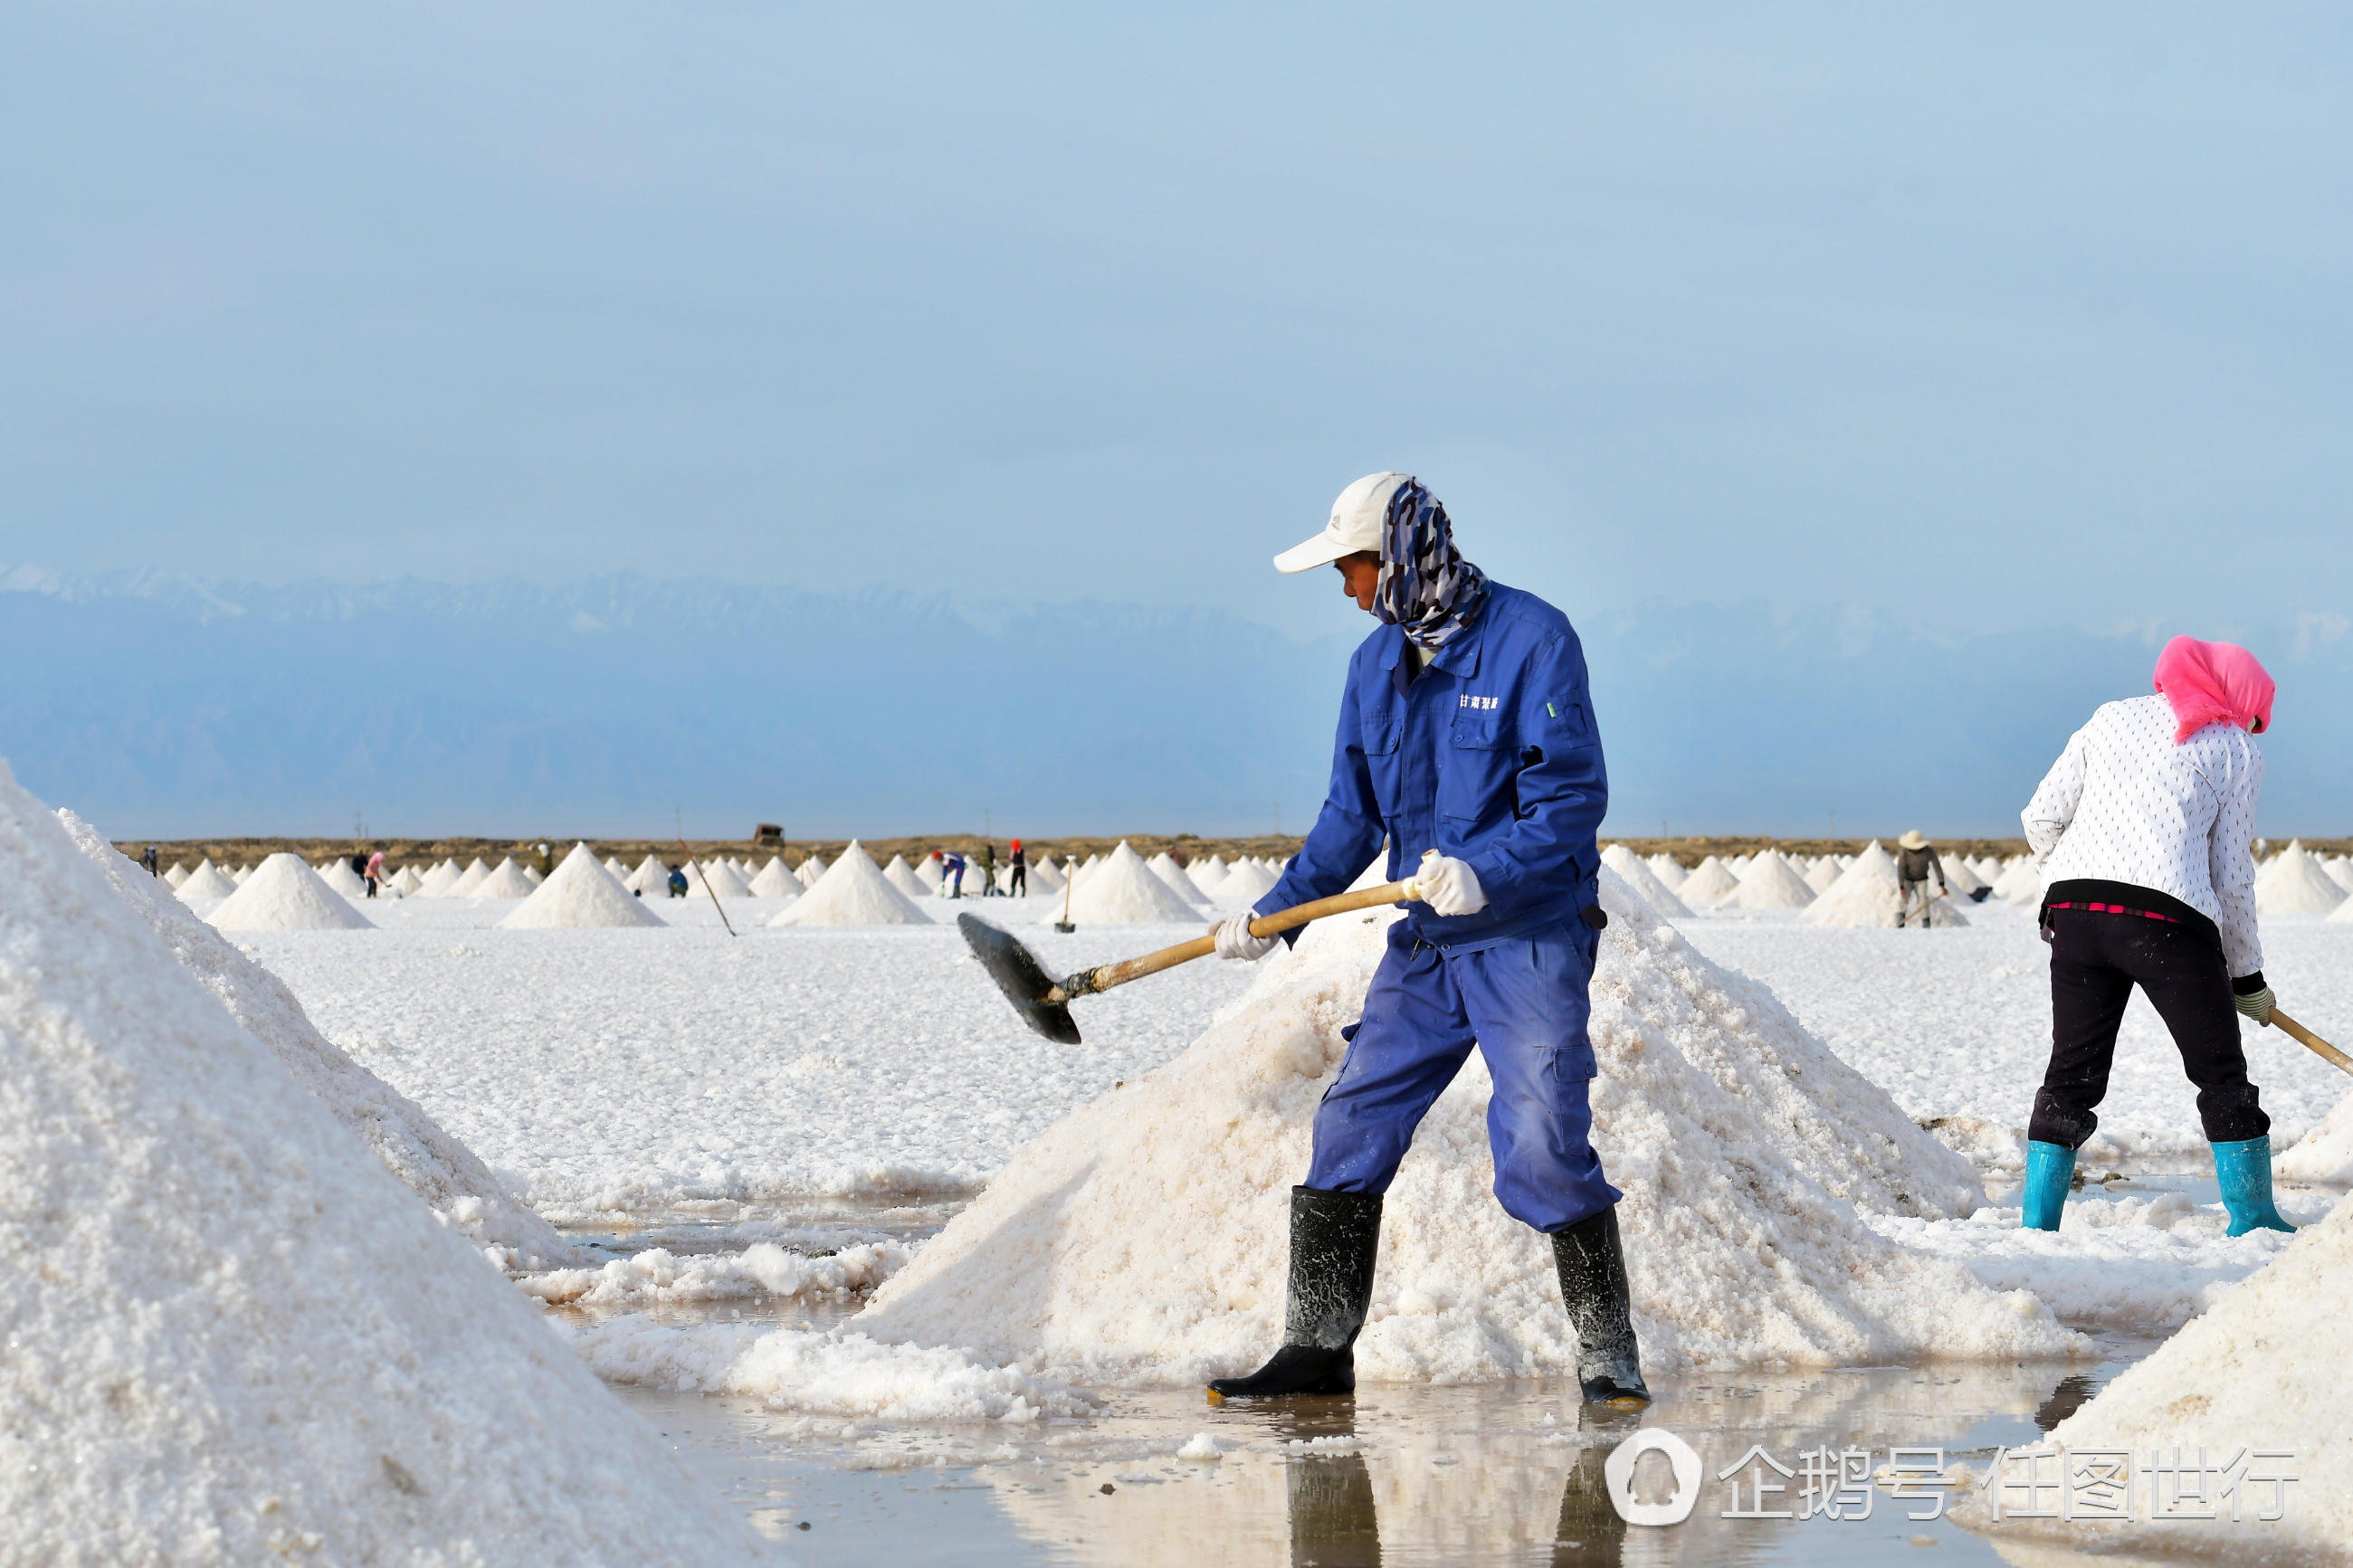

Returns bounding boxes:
[5,565,2345,839]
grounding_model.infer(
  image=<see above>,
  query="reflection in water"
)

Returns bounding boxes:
[2032,1373,2101,1433]
[1290,1453,1382,1568]
[1551,1440,1626,1566]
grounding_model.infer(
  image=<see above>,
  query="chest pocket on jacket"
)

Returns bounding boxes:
[1360,713,1405,817]
[1441,710,1518,831]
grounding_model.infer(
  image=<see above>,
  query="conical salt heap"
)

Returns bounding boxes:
[317,859,367,898]
[881,854,930,900]
[767,842,930,927]
[1806,841,1968,927]
[1676,854,1741,906]
[1601,843,1692,919]
[1186,854,1230,895]
[748,856,800,898]
[469,857,536,898]
[1213,859,1281,908]
[61,812,574,1268]
[795,855,828,889]
[449,857,492,896]
[1147,851,1211,908]
[500,843,664,930]
[205,852,371,932]
[699,859,754,898]
[0,765,756,1562]
[1967,1193,2353,1559]
[1725,848,1817,910]
[1065,841,1201,924]
[2255,841,2346,916]
[860,870,2062,1386]
[175,859,241,901]
[162,861,190,888]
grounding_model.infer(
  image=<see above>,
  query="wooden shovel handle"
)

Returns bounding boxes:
[1059,879,1422,1000]
[2272,1007,2353,1077]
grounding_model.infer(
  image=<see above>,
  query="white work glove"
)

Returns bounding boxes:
[2234,984,2277,1027]
[1210,909,1280,961]
[1416,853,1489,917]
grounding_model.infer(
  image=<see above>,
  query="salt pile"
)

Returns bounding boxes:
[232,862,252,883]
[1186,854,1230,895]
[470,856,537,898]
[0,766,757,1563]
[1724,848,1816,910]
[205,852,372,932]
[318,858,367,898]
[1214,859,1281,908]
[1028,856,1065,893]
[1990,856,2042,906]
[1645,852,1688,890]
[880,854,930,899]
[1940,855,1986,897]
[699,859,754,898]
[2255,841,2346,916]
[624,854,669,896]
[162,861,189,888]
[1600,843,1692,919]
[1676,854,1740,907]
[1967,1193,2353,1559]
[748,856,801,898]
[449,856,492,896]
[767,841,931,927]
[387,865,423,896]
[1066,841,1204,924]
[175,858,241,901]
[860,870,2052,1386]
[1147,851,1211,908]
[796,854,828,889]
[61,812,574,1268]
[415,859,462,897]
[500,843,665,930]
[1806,841,1967,927]
[1802,856,1843,895]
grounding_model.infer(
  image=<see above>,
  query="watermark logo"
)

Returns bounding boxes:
[1603,1429,1702,1525]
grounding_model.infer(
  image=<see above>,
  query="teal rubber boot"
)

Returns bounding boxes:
[2020,1141,2073,1231]
[2212,1136,2295,1237]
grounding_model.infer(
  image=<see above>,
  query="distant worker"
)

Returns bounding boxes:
[142,845,159,878]
[1202,472,1643,1408]
[666,864,689,898]
[940,851,966,898]
[365,847,386,898]
[1007,839,1028,898]
[2017,635,2290,1238]
[1893,830,1947,928]
[978,840,999,897]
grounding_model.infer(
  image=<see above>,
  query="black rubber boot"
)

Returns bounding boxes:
[1206,1186,1382,1402]
[1553,1206,1650,1407]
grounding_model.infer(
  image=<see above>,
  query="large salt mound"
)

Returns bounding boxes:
[318,858,367,898]
[2256,841,2346,916]
[415,859,462,897]
[500,842,664,930]
[470,856,537,898]
[1212,859,1281,907]
[1676,854,1741,906]
[858,870,2035,1386]
[767,841,931,927]
[1990,856,2042,906]
[1724,848,1815,910]
[796,854,827,889]
[1802,856,1843,895]
[1806,841,1968,927]
[749,856,802,898]
[880,853,930,900]
[162,861,190,888]
[1147,851,1211,908]
[1186,854,1229,895]
[1940,854,1986,896]
[1065,841,1203,924]
[0,767,756,1563]
[1028,857,1064,894]
[61,813,575,1269]
[1967,1193,2353,1560]
[1645,852,1688,890]
[450,856,492,896]
[1600,844,1692,918]
[205,852,372,932]
[387,865,423,896]
[175,858,241,901]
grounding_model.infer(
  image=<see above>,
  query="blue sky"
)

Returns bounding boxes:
[4,5,2349,833]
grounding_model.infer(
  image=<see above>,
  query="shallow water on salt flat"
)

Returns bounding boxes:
[619,1341,2170,1565]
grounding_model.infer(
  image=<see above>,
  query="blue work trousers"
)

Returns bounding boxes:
[1305,919,1620,1233]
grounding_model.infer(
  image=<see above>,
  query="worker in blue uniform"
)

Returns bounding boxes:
[1205,472,1646,1408]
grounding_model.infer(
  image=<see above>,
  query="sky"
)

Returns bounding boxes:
[4,5,2349,834]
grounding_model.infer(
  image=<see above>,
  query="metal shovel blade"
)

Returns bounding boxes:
[957,914,1083,1044]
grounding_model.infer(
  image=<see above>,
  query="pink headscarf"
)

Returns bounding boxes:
[2152,635,2274,744]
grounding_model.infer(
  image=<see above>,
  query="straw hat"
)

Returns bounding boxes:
[1899,830,1929,850]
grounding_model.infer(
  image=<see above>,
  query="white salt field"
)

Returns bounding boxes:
[182,862,2353,1561]
[21,797,2353,1563]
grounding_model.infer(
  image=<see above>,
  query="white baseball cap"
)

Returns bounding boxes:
[1272,471,1411,574]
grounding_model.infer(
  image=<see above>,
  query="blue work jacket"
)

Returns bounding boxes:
[1257,581,1607,948]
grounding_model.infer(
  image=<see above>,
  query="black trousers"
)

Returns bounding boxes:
[1008,864,1026,896]
[2029,908,2267,1148]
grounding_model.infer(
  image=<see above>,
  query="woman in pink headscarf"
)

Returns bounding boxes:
[2015,636,2291,1237]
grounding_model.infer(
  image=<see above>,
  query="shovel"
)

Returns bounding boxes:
[961,870,1427,1044]
[2272,1008,2353,1077]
